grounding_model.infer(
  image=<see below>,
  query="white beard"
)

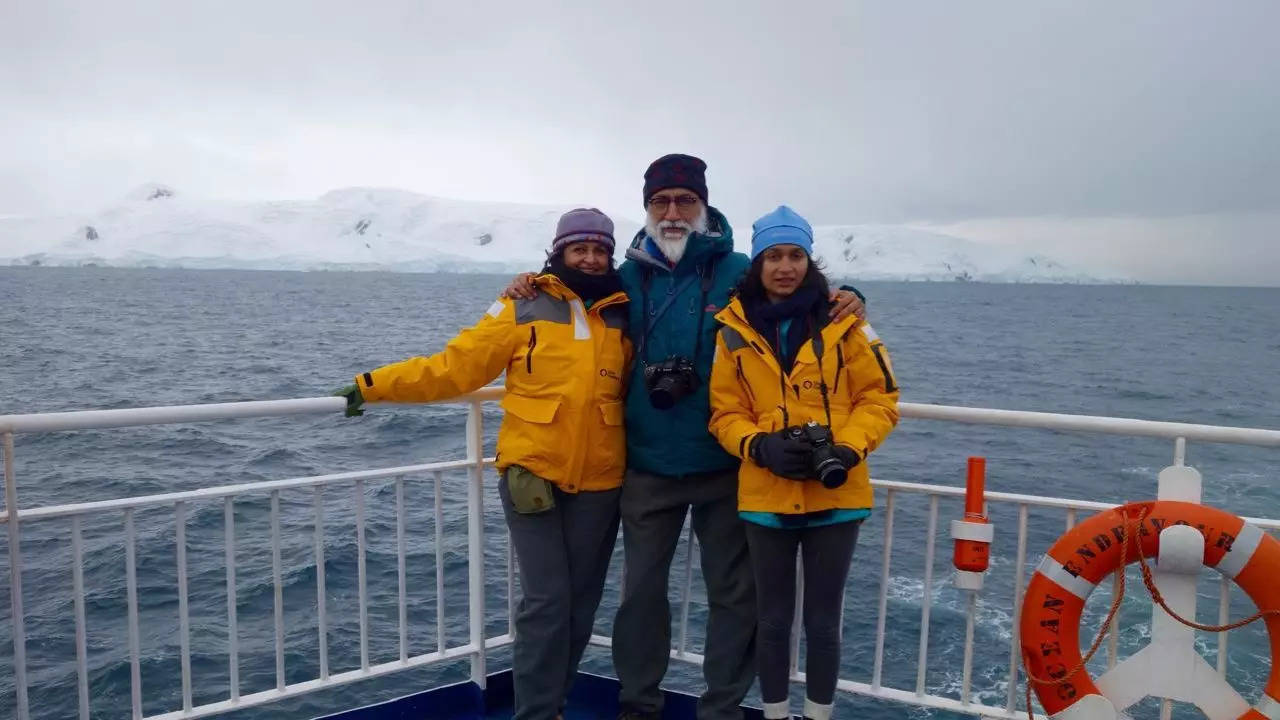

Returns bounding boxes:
[654,236,688,265]
[645,207,709,266]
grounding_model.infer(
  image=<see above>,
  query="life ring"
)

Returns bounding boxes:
[1019,500,1280,719]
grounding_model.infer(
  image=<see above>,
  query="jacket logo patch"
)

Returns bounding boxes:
[704,304,719,312]
[599,369,620,380]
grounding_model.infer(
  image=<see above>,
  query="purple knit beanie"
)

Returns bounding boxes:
[551,208,616,255]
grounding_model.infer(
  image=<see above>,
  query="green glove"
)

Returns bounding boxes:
[334,384,365,417]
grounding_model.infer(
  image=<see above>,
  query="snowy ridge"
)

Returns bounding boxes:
[812,225,1119,283]
[0,185,1125,282]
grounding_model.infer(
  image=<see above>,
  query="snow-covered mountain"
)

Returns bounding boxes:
[811,225,1115,283]
[0,185,1126,282]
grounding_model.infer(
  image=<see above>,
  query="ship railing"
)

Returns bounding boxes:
[2,389,1279,720]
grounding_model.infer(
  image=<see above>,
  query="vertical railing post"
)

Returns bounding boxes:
[125,509,142,718]
[224,498,239,701]
[396,476,408,662]
[434,471,446,654]
[466,400,487,686]
[176,502,193,710]
[270,491,285,689]
[1006,504,1029,713]
[71,515,90,720]
[871,489,895,691]
[355,479,369,671]
[960,591,977,706]
[507,529,516,639]
[1217,575,1230,677]
[1174,437,1186,467]
[678,518,694,657]
[915,495,939,696]
[313,486,329,680]
[4,432,30,719]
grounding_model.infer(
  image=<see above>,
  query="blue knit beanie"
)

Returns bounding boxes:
[750,205,813,259]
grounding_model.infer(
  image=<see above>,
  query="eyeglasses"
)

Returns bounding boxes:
[646,194,700,211]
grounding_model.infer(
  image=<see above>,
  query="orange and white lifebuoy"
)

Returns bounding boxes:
[1020,500,1280,719]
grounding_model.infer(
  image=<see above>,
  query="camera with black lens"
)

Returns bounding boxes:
[785,421,850,489]
[644,355,699,410]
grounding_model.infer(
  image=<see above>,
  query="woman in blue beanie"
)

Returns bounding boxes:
[708,205,900,720]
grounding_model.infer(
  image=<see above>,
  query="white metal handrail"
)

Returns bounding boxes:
[903,403,1280,446]
[3,391,1280,720]
[0,388,507,434]
[1,460,480,523]
[0,397,349,434]
[3,392,1280,444]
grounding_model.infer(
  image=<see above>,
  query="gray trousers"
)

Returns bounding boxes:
[500,477,622,720]
[612,468,757,720]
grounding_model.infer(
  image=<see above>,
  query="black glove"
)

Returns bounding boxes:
[333,384,365,417]
[833,445,861,470]
[748,430,813,480]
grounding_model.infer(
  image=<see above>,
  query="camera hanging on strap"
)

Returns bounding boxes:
[771,310,850,489]
[638,259,718,410]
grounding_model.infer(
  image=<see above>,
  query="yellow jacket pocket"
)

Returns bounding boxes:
[598,401,624,426]
[501,393,561,424]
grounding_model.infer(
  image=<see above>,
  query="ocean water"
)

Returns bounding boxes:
[1,267,1278,720]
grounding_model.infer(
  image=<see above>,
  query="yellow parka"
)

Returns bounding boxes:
[356,275,631,492]
[708,296,899,514]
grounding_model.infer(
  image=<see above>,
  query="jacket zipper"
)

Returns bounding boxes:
[574,305,598,490]
[833,343,845,394]
[526,326,537,373]
[572,293,626,488]
[735,356,756,405]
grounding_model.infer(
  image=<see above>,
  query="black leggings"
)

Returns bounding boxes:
[744,519,862,706]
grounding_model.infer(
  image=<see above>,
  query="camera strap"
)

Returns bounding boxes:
[638,258,717,365]
[774,311,835,432]
[776,354,791,429]
[809,316,836,429]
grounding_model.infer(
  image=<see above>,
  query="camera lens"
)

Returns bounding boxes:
[646,358,697,410]
[811,444,849,489]
[817,463,847,489]
[815,455,848,489]
[649,376,679,410]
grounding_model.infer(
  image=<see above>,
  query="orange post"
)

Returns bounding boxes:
[963,456,986,517]
[953,456,990,573]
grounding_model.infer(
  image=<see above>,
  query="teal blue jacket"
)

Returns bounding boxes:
[619,207,751,477]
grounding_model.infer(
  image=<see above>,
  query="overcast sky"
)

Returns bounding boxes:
[2,1,1277,284]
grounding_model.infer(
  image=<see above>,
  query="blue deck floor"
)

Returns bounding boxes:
[315,670,765,720]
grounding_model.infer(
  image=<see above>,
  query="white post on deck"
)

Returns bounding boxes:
[951,457,993,708]
[466,400,487,687]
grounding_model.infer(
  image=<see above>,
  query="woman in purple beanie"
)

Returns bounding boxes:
[335,208,631,720]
